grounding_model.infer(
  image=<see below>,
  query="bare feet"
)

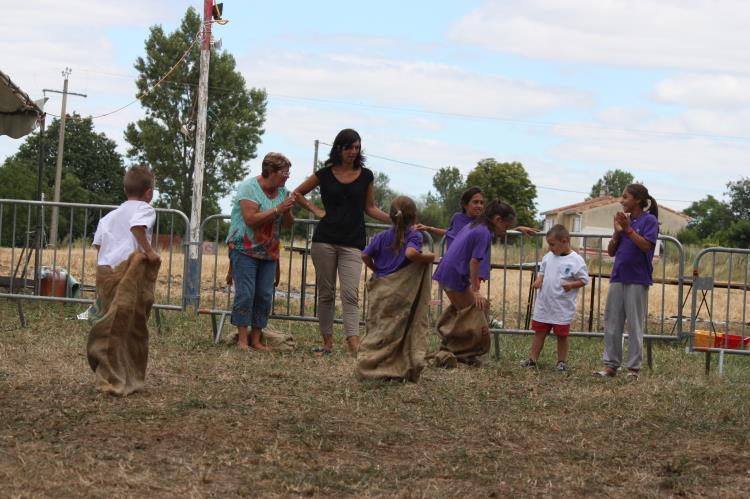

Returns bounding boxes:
[250,342,271,352]
[346,335,359,354]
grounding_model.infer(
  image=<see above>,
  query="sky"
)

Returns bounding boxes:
[2,0,750,216]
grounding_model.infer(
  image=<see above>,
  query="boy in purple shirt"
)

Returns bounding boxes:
[362,196,435,277]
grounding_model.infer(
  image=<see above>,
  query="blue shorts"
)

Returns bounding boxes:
[229,249,277,328]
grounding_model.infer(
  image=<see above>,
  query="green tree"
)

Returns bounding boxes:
[0,115,125,245]
[416,191,447,229]
[726,177,750,220]
[1,113,125,206]
[372,171,396,211]
[683,195,733,241]
[432,166,465,215]
[589,169,635,199]
[721,219,750,249]
[465,159,537,227]
[125,7,267,218]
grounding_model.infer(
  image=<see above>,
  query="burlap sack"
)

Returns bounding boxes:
[86,252,160,396]
[428,303,490,366]
[225,328,296,352]
[356,262,432,382]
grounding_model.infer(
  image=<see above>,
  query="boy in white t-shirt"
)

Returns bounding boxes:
[521,224,589,371]
[93,165,159,268]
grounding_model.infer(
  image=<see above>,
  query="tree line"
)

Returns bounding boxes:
[1,7,747,249]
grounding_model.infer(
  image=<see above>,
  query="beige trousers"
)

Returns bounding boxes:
[311,242,362,337]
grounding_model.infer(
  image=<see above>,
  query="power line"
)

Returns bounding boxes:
[55,68,750,143]
[46,27,203,120]
[317,140,695,204]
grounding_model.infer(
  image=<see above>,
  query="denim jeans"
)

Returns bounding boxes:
[229,249,277,328]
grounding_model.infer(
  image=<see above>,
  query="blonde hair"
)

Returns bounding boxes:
[261,152,291,178]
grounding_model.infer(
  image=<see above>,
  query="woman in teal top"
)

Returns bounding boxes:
[226,152,297,351]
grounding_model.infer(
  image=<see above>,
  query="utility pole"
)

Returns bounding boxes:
[43,67,87,247]
[185,0,214,309]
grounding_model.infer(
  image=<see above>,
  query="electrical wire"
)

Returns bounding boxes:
[46,26,204,120]
[316,141,694,204]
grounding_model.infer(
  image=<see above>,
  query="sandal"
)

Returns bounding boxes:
[626,371,639,381]
[592,369,616,378]
[311,346,332,356]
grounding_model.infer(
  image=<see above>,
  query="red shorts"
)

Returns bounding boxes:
[531,320,570,337]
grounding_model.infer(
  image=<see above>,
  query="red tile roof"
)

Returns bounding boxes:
[541,196,689,219]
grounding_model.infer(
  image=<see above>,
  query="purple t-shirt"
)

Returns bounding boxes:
[444,212,473,248]
[432,222,492,291]
[610,212,659,286]
[363,227,423,278]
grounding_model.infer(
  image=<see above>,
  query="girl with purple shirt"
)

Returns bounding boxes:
[432,200,518,311]
[594,184,659,381]
[362,196,435,277]
[417,187,485,249]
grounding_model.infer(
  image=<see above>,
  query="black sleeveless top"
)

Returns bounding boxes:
[312,166,374,250]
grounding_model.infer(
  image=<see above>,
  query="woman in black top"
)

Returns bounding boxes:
[294,129,390,354]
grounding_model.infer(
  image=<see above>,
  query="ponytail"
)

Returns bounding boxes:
[647,195,659,218]
[625,183,658,218]
[389,196,417,253]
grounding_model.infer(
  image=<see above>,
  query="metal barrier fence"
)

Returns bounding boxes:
[6,199,749,375]
[0,199,190,327]
[197,215,436,342]
[433,232,686,365]
[687,247,750,375]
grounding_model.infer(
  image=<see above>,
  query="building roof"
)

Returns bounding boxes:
[541,196,690,219]
[0,69,44,138]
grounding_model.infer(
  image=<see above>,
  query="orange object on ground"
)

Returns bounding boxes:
[694,330,750,350]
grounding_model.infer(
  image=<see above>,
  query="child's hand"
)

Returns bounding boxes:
[614,211,629,232]
[515,225,539,236]
[414,223,429,232]
[423,251,435,263]
[532,277,543,289]
[562,281,574,291]
[145,249,161,264]
[474,291,488,310]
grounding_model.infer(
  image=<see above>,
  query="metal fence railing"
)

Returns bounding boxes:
[687,247,750,375]
[0,199,189,327]
[3,197,748,375]
[430,232,686,367]
[197,216,435,342]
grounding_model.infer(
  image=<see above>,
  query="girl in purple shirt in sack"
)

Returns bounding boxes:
[362,196,435,277]
[432,200,519,312]
[594,184,659,381]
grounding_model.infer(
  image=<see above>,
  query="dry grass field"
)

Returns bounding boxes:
[1,299,750,497]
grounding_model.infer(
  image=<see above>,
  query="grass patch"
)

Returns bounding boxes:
[1,299,749,497]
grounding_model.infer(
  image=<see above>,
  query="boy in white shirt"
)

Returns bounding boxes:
[521,224,589,371]
[93,165,159,268]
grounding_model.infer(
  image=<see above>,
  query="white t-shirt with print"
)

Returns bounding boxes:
[93,200,156,267]
[532,250,589,325]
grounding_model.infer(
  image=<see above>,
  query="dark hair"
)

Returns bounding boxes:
[459,186,483,213]
[389,196,417,253]
[124,165,155,198]
[546,224,569,241]
[325,128,365,169]
[625,183,658,218]
[261,152,291,178]
[471,199,516,229]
